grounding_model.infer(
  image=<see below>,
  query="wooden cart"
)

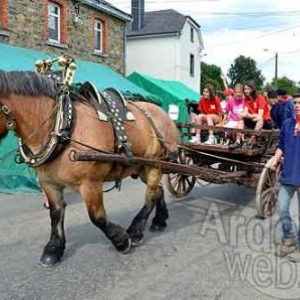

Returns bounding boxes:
[166,123,281,219]
[71,123,281,219]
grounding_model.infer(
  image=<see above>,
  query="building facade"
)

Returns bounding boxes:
[0,0,131,74]
[126,5,204,92]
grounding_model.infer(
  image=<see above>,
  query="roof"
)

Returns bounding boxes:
[127,72,200,122]
[0,42,162,106]
[127,9,200,38]
[82,0,132,22]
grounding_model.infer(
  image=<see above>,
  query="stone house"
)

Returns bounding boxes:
[0,0,131,74]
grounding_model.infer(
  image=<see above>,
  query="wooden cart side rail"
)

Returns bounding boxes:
[182,143,265,156]
[176,122,280,138]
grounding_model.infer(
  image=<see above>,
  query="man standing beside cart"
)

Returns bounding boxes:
[270,92,300,261]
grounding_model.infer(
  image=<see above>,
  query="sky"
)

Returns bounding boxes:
[110,0,300,84]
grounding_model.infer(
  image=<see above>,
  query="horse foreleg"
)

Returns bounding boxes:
[127,167,169,245]
[39,184,66,268]
[81,182,132,253]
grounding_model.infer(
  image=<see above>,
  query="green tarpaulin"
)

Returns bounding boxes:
[0,132,40,194]
[0,43,162,193]
[127,72,200,122]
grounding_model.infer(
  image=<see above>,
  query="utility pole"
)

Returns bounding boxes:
[274,52,278,88]
[263,49,279,87]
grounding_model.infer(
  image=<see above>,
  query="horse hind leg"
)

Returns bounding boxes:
[39,184,66,268]
[149,184,169,232]
[127,167,169,246]
[81,181,132,253]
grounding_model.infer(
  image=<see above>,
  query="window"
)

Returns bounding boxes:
[190,54,195,77]
[94,19,103,53]
[190,27,194,43]
[48,2,60,42]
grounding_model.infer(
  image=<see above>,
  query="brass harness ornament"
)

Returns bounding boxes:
[17,56,76,167]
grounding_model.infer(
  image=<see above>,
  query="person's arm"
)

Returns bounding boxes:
[198,98,204,114]
[240,105,249,118]
[270,122,285,169]
[256,108,264,119]
[216,97,222,122]
[270,148,283,170]
[287,100,295,119]
[253,96,265,120]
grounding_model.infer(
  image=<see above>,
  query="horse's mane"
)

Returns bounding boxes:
[0,70,59,99]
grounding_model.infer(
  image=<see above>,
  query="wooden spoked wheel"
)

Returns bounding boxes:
[255,158,281,219]
[166,152,196,198]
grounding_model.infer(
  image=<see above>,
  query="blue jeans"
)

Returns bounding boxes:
[278,184,300,242]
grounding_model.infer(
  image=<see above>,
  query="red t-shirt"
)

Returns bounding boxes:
[243,94,271,120]
[198,96,221,115]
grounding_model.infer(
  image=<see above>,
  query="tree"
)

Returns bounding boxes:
[270,76,298,96]
[201,62,225,96]
[227,55,265,90]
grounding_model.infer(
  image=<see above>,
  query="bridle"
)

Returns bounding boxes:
[0,100,16,130]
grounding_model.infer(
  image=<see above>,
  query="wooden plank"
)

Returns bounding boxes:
[176,122,280,138]
[71,151,203,176]
[181,142,264,156]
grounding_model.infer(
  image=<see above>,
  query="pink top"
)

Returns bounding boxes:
[225,97,244,121]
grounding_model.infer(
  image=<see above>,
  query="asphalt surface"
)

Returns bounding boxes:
[1,178,300,300]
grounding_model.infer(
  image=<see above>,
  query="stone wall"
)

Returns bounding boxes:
[0,0,126,74]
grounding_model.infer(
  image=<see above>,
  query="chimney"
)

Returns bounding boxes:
[131,0,145,31]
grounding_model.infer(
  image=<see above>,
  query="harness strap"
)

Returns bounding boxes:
[0,100,16,130]
[18,92,74,167]
[129,102,177,161]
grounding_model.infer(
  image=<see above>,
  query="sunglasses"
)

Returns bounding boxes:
[294,102,300,105]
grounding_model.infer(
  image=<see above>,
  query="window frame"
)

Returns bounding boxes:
[94,19,103,53]
[48,1,61,43]
[92,14,108,55]
[0,0,8,30]
[190,27,194,43]
[190,54,195,77]
[44,0,67,46]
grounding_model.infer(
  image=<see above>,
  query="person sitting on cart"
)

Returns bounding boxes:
[239,80,273,148]
[270,92,300,261]
[270,88,295,129]
[221,88,234,113]
[190,84,221,145]
[222,84,245,148]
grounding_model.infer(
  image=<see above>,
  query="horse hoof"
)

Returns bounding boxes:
[116,237,132,254]
[130,233,144,247]
[38,253,62,268]
[150,223,167,233]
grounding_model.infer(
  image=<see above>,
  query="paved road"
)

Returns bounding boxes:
[1,178,300,300]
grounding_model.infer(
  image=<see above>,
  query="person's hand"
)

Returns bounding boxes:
[269,157,278,171]
[239,112,247,119]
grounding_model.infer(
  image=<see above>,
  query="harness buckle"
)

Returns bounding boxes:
[1,105,11,115]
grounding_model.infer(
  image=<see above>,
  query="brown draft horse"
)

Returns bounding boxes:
[0,70,178,267]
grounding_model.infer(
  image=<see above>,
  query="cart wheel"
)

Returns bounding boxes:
[255,158,281,219]
[166,152,196,198]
